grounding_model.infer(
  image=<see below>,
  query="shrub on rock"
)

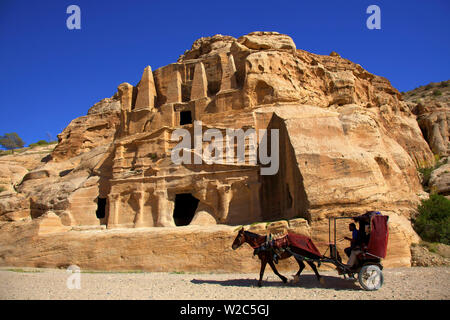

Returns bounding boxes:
[413,194,450,245]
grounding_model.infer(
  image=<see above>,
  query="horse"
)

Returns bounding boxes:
[231,227,324,287]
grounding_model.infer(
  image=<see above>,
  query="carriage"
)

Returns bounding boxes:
[232,211,389,290]
[286,211,389,291]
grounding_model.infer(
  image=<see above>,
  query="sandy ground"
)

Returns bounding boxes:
[0,266,448,300]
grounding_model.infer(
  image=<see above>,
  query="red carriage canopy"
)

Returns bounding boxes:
[286,233,323,258]
[367,215,389,258]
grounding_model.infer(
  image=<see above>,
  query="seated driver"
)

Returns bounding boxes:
[344,223,358,258]
[344,247,362,270]
[344,222,363,269]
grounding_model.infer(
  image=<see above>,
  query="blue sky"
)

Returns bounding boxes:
[0,0,449,147]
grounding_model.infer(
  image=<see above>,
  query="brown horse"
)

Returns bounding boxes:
[232,227,324,287]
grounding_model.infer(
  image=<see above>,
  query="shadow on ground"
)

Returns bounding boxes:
[191,274,361,291]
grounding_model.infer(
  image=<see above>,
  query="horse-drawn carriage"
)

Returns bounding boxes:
[317,211,388,290]
[232,211,389,291]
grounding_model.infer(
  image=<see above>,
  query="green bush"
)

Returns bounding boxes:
[433,89,442,96]
[418,156,445,191]
[418,166,434,187]
[28,140,57,148]
[413,194,450,245]
[0,150,13,156]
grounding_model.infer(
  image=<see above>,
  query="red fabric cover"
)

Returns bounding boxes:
[367,215,389,258]
[273,236,289,248]
[287,233,323,258]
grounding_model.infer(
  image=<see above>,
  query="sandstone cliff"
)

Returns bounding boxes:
[403,80,449,197]
[0,32,437,271]
[403,80,449,158]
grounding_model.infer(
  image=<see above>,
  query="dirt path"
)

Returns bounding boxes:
[0,266,448,300]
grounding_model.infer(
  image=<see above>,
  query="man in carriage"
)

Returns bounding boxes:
[344,222,359,258]
[343,211,383,269]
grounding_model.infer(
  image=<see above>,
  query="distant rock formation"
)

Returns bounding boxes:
[403,80,449,198]
[403,80,449,157]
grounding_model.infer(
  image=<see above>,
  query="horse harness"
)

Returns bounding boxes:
[253,233,289,264]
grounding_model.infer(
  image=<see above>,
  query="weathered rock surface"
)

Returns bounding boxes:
[404,80,449,157]
[429,161,450,197]
[0,164,28,193]
[0,31,437,271]
[87,97,121,115]
[238,31,296,51]
[416,103,449,157]
[51,97,120,161]
[35,211,71,235]
[0,217,413,271]
[0,193,30,222]
[0,144,55,171]
[411,243,450,267]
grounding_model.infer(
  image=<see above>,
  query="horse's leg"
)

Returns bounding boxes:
[307,261,324,284]
[258,256,267,287]
[267,259,287,284]
[292,259,305,283]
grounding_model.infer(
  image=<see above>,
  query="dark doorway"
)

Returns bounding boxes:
[96,197,107,219]
[180,111,192,125]
[173,193,199,226]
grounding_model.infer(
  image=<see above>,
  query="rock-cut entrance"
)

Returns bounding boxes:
[173,193,199,226]
[96,197,107,219]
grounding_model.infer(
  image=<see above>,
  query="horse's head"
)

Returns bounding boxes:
[232,227,246,250]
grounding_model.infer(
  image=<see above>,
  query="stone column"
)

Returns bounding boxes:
[107,193,120,229]
[190,62,208,101]
[166,70,182,104]
[134,66,157,110]
[113,145,126,175]
[133,191,145,228]
[155,189,175,227]
[219,54,237,92]
[117,82,135,137]
[217,184,233,223]
[118,83,134,112]
[116,145,124,159]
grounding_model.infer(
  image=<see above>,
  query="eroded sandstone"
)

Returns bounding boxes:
[0,32,436,271]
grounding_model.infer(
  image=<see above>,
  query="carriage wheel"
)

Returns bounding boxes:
[358,265,383,291]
